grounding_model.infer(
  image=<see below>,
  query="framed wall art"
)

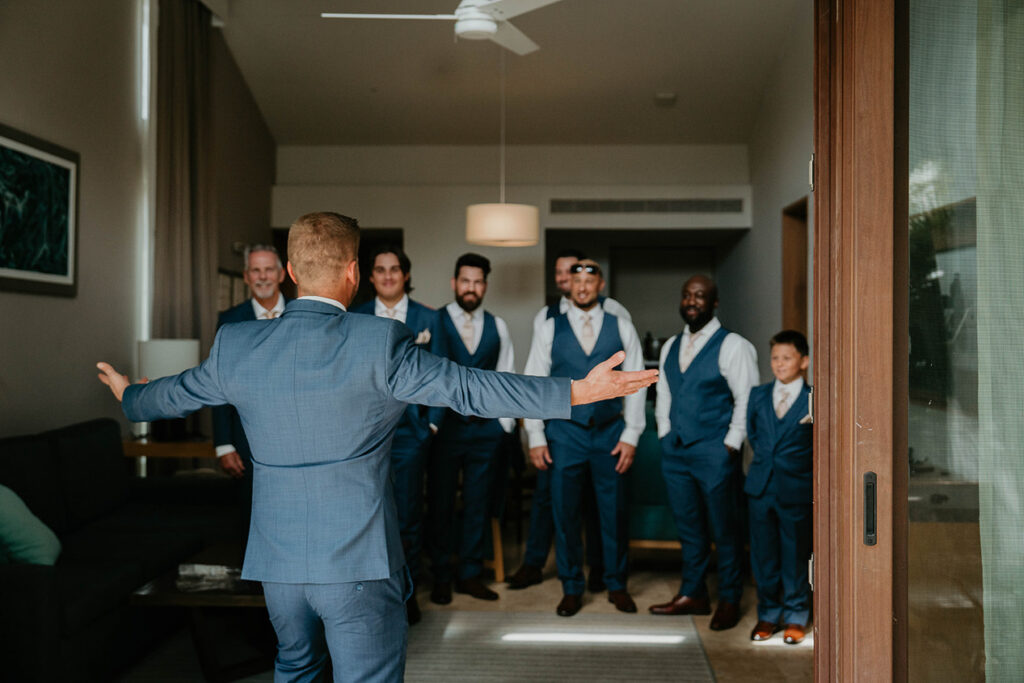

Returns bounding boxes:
[0,123,79,297]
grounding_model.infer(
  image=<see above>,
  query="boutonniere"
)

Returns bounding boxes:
[415,329,432,345]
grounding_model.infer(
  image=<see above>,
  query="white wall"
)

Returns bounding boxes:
[719,1,814,381]
[273,145,751,366]
[0,0,145,435]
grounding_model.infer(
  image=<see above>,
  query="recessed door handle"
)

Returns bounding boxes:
[864,472,877,546]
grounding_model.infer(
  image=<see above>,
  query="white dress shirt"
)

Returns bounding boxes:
[216,293,293,456]
[374,294,409,323]
[524,301,646,449]
[251,293,286,320]
[654,317,759,450]
[532,295,632,334]
[773,376,805,418]
[445,301,516,433]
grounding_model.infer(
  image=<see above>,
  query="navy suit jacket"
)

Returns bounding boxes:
[122,298,570,584]
[744,382,813,504]
[212,298,287,465]
[350,297,446,436]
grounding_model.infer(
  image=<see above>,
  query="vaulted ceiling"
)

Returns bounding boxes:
[219,0,805,145]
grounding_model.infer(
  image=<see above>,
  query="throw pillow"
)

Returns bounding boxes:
[0,484,61,564]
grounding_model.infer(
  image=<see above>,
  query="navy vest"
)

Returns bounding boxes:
[547,312,624,435]
[664,326,733,447]
[440,308,501,424]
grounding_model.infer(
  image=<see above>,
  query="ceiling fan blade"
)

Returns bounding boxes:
[489,20,539,55]
[476,0,562,21]
[320,13,457,20]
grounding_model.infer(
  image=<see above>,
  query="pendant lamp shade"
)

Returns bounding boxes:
[466,203,539,247]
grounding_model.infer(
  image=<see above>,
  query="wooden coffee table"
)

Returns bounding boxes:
[132,545,274,683]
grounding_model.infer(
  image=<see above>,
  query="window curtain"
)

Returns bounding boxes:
[152,0,216,355]
[976,1,1024,679]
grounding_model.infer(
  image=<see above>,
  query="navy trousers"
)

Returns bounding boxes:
[262,568,408,683]
[428,420,503,582]
[661,440,744,603]
[390,426,431,581]
[748,488,812,624]
[524,467,605,573]
[549,421,629,596]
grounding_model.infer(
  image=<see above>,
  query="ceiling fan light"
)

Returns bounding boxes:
[466,203,539,246]
[455,18,498,39]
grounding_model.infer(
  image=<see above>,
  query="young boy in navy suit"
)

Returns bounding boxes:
[745,330,813,645]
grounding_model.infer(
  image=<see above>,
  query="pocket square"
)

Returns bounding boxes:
[798,415,813,424]
[415,329,432,345]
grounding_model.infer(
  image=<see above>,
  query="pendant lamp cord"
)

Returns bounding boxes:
[499,49,506,204]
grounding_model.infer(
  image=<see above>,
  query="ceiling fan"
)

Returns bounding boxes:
[321,0,563,55]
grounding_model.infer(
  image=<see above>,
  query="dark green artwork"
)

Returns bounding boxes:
[0,123,78,297]
[0,145,71,275]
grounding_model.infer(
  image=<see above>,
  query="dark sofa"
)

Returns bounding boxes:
[0,418,245,682]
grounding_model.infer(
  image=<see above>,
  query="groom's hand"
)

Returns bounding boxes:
[96,362,145,402]
[569,351,658,406]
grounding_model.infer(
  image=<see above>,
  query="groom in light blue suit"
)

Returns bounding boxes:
[97,212,658,683]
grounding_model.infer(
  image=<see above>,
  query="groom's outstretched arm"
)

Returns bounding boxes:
[387,325,657,419]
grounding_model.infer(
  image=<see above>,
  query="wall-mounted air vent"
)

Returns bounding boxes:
[550,198,744,214]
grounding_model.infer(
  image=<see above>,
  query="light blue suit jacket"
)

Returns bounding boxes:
[123,299,571,583]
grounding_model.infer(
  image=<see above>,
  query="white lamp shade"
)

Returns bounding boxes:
[138,339,200,380]
[466,203,539,247]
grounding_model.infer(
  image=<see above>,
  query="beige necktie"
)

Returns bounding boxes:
[579,314,596,354]
[460,312,476,353]
[775,392,789,419]
[679,332,698,371]
[262,310,278,320]
[383,306,397,319]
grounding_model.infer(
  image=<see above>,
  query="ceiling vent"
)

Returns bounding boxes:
[549,198,744,214]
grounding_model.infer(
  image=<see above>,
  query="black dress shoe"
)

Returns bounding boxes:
[430,582,452,605]
[648,594,712,616]
[607,590,637,613]
[557,594,583,617]
[506,564,543,590]
[709,600,741,631]
[454,577,499,601]
[587,571,606,593]
[406,595,422,625]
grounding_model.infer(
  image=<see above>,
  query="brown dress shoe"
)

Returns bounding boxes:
[506,564,543,590]
[709,600,741,631]
[557,594,583,617]
[607,590,637,613]
[648,594,711,616]
[750,620,781,641]
[784,623,806,644]
[454,577,499,601]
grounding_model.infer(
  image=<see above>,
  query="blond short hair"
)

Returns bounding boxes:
[287,212,360,288]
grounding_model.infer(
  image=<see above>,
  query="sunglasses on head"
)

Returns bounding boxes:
[570,264,600,274]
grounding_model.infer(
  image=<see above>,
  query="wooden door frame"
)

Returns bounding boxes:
[813,0,908,680]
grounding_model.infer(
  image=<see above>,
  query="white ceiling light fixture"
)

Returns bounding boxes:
[465,51,538,247]
[321,0,563,56]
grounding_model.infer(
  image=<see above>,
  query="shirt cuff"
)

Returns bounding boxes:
[526,430,548,449]
[618,426,642,447]
[215,444,236,458]
[499,417,515,434]
[724,429,745,451]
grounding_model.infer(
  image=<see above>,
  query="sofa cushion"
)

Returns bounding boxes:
[52,419,130,532]
[0,433,68,535]
[0,484,62,564]
[56,562,145,636]
[59,527,203,580]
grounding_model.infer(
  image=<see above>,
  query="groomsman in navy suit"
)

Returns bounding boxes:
[524,259,646,617]
[352,245,443,625]
[745,330,813,645]
[429,253,516,604]
[97,212,661,682]
[508,249,631,591]
[649,275,758,631]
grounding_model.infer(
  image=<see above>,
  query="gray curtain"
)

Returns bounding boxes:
[152,0,216,355]
[976,1,1024,679]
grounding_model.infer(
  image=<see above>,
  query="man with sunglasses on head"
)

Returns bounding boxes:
[508,249,631,592]
[523,259,646,617]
